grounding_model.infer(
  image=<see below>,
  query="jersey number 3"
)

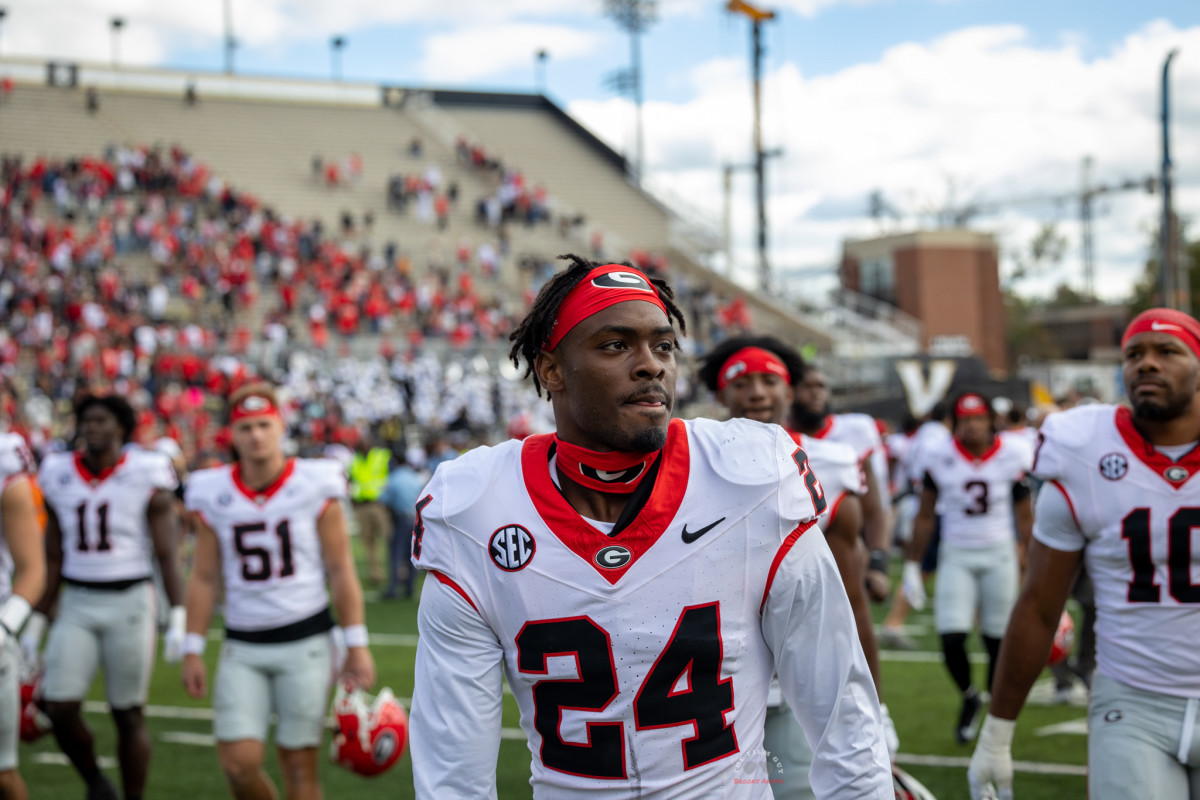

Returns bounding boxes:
[516,603,737,779]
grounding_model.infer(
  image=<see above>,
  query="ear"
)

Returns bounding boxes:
[535,349,566,395]
[716,387,726,405]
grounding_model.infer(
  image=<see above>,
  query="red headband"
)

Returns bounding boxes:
[717,347,791,390]
[1122,308,1200,361]
[230,394,281,423]
[546,265,668,351]
[955,393,990,418]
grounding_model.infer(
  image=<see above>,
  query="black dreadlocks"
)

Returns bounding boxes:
[507,253,688,398]
[696,335,808,394]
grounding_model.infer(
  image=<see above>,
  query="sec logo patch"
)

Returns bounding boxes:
[490,525,535,571]
[1098,453,1128,481]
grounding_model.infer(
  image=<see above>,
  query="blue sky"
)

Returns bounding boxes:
[3,0,1198,300]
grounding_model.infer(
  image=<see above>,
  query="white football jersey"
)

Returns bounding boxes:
[906,420,952,486]
[790,431,866,531]
[411,418,890,799]
[1033,405,1200,697]
[809,413,890,505]
[921,434,1032,548]
[185,458,347,632]
[0,433,34,599]
[39,449,178,583]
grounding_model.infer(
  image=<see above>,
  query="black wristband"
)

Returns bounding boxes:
[868,549,888,574]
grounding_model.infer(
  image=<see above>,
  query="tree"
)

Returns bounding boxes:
[1129,219,1199,314]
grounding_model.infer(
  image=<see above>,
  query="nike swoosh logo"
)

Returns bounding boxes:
[681,517,726,544]
[1152,321,1182,332]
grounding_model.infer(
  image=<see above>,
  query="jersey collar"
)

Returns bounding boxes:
[1115,406,1200,489]
[521,418,689,585]
[74,451,126,486]
[953,436,1001,465]
[809,415,835,440]
[232,458,296,505]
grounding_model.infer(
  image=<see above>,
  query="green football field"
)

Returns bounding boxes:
[21,562,1088,798]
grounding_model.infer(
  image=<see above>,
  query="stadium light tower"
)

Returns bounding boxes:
[604,0,657,186]
[727,0,776,292]
[535,49,548,94]
[223,0,235,74]
[331,36,346,82]
[0,8,8,58]
[110,16,125,69]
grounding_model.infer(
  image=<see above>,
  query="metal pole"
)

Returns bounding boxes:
[110,17,124,69]
[223,0,234,74]
[632,28,644,185]
[0,9,8,58]
[1160,49,1179,308]
[331,37,344,82]
[1080,156,1094,297]
[752,20,769,292]
[535,50,548,94]
[723,164,734,275]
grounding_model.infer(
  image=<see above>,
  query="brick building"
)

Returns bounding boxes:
[840,230,1008,373]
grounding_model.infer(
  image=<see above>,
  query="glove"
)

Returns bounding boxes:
[968,714,1015,800]
[879,703,900,758]
[163,606,187,664]
[19,611,46,669]
[902,560,927,611]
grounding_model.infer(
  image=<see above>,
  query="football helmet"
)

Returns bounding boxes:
[330,683,408,777]
[19,670,51,743]
[893,765,938,800]
[1048,610,1076,666]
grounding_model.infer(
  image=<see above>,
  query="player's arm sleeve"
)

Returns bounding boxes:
[316,459,350,502]
[410,572,503,800]
[1032,481,1085,552]
[148,452,180,491]
[761,528,893,798]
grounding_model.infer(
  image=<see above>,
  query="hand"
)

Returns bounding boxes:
[968,715,1015,800]
[19,611,46,669]
[879,703,900,758]
[902,560,927,611]
[865,569,891,603]
[163,607,186,664]
[339,647,376,691]
[181,654,208,699]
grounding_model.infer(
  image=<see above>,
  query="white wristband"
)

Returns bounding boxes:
[977,714,1017,748]
[342,624,368,648]
[0,595,31,635]
[182,633,207,656]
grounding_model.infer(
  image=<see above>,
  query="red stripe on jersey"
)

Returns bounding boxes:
[824,490,848,527]
[430,570,478,612]
[74,452,126,485]
[953,436,1002,465]
[1114,406,1200,489]
[316,496,337,521]
[521,418,690,585]
[809,416,835,440]
[1047,480,1081,530]
[759,519,819,614]
[231,458,296,504]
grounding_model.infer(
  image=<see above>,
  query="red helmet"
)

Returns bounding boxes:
[330,683,408,777]
[1048,610,1076,666]
[20,671,51,743]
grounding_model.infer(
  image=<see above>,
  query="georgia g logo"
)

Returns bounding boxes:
[591,271,653,293]
[594,545,632,570]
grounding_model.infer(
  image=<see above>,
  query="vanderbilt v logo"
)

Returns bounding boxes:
[895,359,957,417]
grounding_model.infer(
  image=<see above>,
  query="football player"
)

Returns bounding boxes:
[0,432,46,800]
[409,256,891,798]
[181,383,375,800]
[970,308,1200,800]
[903,393,1033,744]
[698,336,899,799]
[21,394,183,800]
[790,366,893,601]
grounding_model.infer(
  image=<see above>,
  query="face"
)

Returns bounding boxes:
[537,300,677,452]
[791,368,830,423]
[231,414,285,463]
[1123,332,1200,422]
[719,372,793,425]
[79,405,124,453]
[954,414,993,448]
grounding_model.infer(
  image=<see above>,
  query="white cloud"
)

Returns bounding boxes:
[570,19,1200,301]
[417,24,607,84]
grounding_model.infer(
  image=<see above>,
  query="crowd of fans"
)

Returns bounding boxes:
[0,140,757,473]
